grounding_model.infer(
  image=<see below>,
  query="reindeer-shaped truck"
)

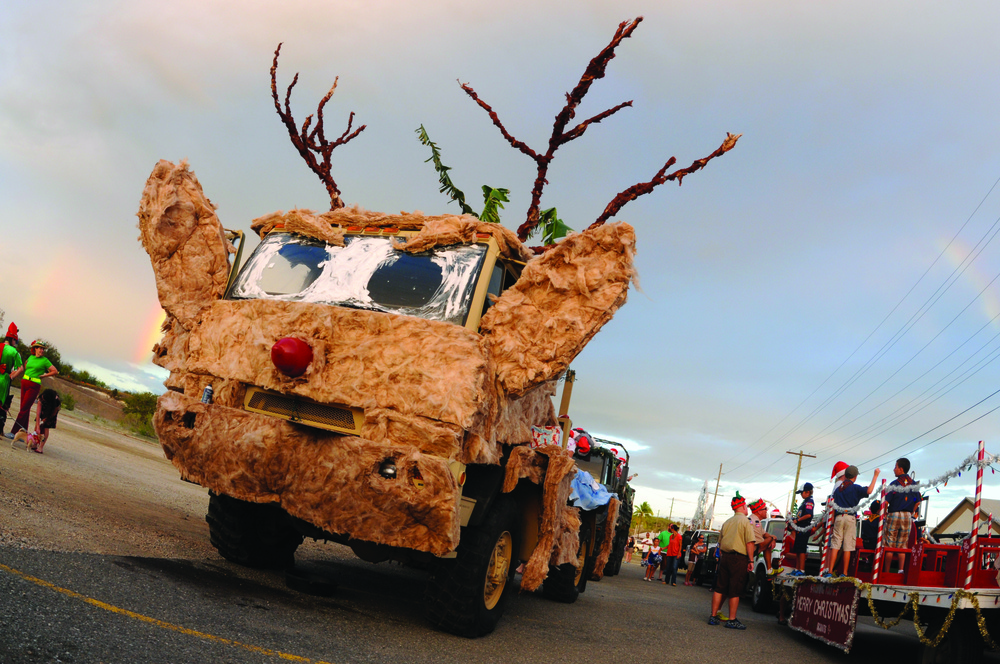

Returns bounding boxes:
[136,18,738,636]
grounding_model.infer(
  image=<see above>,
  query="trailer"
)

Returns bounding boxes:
[771,440,1000,662]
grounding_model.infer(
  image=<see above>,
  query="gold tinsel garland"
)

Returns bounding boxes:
[773,576,999,649]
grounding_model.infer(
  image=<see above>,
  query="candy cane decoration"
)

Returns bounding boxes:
[820,496,835,573]
[964,440,986,590]
[872,479,888,583]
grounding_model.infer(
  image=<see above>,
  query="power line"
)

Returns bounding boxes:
[725,177,1000,481]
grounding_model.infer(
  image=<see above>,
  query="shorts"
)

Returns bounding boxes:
[687,560,697,573]
[830,514,857,552]
[885,512,912,549]
[713,551,749,597]
[792,530,810,554]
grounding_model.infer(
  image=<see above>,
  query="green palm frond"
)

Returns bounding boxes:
[416,125,477,216]
[479,186,509,224]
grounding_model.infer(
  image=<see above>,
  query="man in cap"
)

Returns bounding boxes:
[826,465,880,577]
[788,483,815,576]
[748,499,778,574]
[709,492,755,630]
[0,323,23,435]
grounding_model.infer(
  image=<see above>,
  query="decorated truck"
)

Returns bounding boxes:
[771,442,1000,662]
[135,17,737,637]
[576,436,634,578]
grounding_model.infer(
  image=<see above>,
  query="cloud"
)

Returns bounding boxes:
[66,358,167,394]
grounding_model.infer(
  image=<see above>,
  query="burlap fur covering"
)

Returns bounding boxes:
[480,222,636,396]
[137,160,635,572]
[502,445,582,592]
[591,496,620,581]
[137,160,234,329]
[155,390,462,556]
[250,208,534,263]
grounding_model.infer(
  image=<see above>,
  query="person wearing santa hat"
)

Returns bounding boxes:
[825,465,880,577]
[708,492,756,630]
[749,499,779,575]
[0,323,23,435]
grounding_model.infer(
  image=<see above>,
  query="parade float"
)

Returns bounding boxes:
[773,440,1000,662]
[135,18,738,636]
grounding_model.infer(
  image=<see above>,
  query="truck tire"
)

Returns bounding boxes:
[751,567,774,613]
[542,521,592,603]
[206,493,302,569]
[425,496,520,638]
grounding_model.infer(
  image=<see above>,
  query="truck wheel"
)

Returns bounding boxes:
[206,492,302,569]
[751,567,774,613]
[425,497,520,637]
[542,521,592,603]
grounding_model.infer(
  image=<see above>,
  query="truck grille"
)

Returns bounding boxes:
[244,387,362,434]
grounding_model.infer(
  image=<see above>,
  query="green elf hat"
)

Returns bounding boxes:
[731,492,746,510]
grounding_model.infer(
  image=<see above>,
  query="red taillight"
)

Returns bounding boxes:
[271,337,313,378]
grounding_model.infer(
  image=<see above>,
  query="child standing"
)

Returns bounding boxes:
[644,541,662,581]
[825,465,881,577]
[32,388,61,453]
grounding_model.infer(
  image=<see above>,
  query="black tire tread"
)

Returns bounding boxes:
[542,521,591,602]
[425,497,520,638]
[206,493,302,569]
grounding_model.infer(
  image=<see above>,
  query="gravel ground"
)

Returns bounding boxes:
[0,390,211,558]
[0,390,352,565]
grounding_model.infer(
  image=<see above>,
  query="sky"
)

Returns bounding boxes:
[5,1,1000,529]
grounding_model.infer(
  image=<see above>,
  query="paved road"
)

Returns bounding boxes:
[0,408,996,662]
[2,546,995,664]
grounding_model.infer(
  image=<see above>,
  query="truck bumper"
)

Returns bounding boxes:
[154,391,462,556]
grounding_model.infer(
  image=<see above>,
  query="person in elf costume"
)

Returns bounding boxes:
[0,323,23,436]
[708,492,756,630]
[6,339,58,439]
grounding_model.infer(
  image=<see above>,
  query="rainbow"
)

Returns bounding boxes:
[943,239,1000,327]
[133,303,167,365]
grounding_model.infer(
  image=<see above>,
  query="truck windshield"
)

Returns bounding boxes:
[228,233,488,325]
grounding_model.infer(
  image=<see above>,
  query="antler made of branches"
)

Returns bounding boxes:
[270,43,366,210]
[587,132,742,231]
[461,17,643,242]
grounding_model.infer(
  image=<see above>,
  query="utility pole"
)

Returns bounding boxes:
[786,450,816,513]
[709,464,723,529]
[668,497,674,521]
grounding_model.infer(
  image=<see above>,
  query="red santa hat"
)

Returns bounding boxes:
[570,427,592,455]
[832,461,849,483]
[4,322,17,343]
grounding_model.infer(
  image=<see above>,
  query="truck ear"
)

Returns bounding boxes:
[137,160,234,330]
[480,222,635,395]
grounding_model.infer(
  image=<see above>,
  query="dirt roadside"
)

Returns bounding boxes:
[0,389,216,559]
[0,390,346,564]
